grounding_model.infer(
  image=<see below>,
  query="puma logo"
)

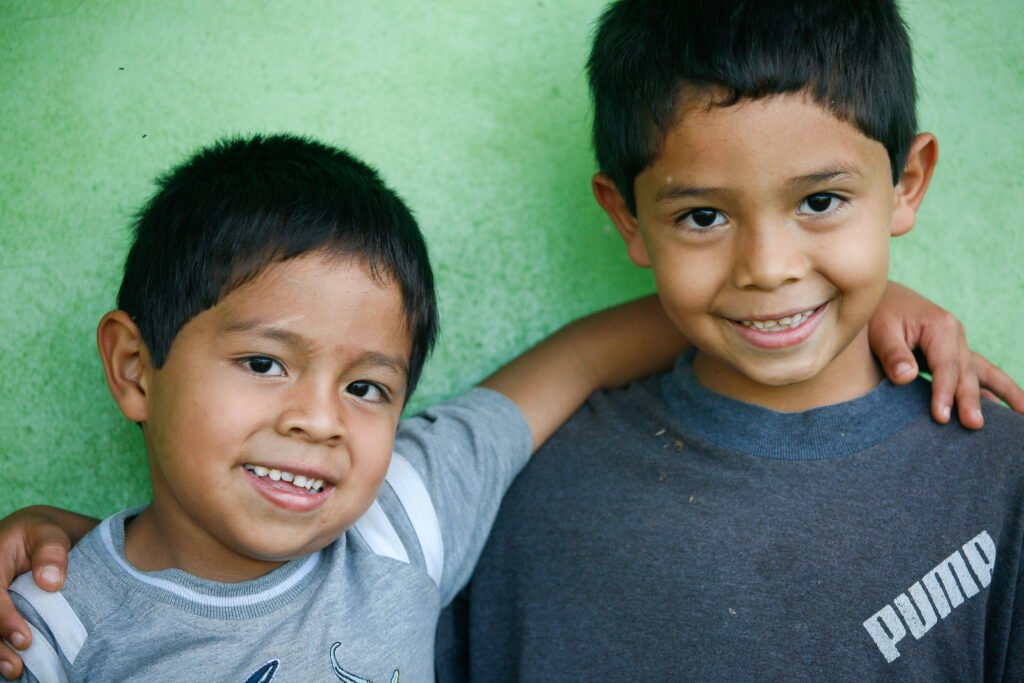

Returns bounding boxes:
[863,530,995,663]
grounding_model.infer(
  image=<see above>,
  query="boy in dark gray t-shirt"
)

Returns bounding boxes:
[451,1,1024,680]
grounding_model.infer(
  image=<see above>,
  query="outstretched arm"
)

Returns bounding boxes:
[482,294,688,450]
[869,281,1024,429]
[0,507,97,679]
[485,283,1024,450]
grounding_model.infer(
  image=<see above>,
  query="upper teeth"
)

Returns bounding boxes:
[741,308,816,331]
[245,465,325,493]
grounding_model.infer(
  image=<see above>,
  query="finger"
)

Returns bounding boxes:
[868,318,920,385]
[27,529,70,592]
[954,370,984,430]
[0,638,25,680]
[916,314,969,425]
[0,591,28,681]
[926,359,957,424]
[975,355,1024,415]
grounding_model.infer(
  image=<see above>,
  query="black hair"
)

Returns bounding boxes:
[588,0,918,213]
[119,133,438,398]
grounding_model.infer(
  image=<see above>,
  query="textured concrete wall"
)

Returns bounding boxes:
[1,0,1021,517]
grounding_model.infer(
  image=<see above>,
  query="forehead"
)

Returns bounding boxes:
[210,252,413,364]
[645,92,890,187]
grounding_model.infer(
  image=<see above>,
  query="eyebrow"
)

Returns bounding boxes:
[222,320,409,377]
[654,184,718,203]
[788,166,863,191]
[223,320,315,352]
[654,165,865,203]
[361,352,410,377]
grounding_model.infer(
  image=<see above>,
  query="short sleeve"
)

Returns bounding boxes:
[389,387,532,605]
[9,573,82,682]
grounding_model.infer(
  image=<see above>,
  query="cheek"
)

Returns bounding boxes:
[347,419,398,487]
[819,229,890,292]
[648,244,726,321]
[148,384,259,482]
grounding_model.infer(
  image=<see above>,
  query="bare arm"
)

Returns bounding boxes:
[482,294,689,451]
[484,282,1024,451]
[0,506,97,679]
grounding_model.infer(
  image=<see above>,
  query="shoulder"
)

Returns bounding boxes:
[395,386,531,467]
[348,388,530,590]
[955,400,1024,462]
[897,397,1024,492]
[546,374,674,446]
[348,451,446,587]
[10,571,90,682]
[974,399,1024,435]
[921,398,1024,448]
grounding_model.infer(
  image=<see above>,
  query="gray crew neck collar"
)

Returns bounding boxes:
[661,350,931,460]
[98,507,328,619]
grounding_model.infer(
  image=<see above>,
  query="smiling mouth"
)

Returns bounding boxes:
[244,464,326,494]
[735,305,821,332]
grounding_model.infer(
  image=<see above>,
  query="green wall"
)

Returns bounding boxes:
[1,1,1021,517]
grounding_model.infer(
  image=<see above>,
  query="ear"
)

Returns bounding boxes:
[891,133,938,237]
[592,173,652,267]
[97,310,152,423]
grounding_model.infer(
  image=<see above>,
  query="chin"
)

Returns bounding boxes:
[743,357,824,388]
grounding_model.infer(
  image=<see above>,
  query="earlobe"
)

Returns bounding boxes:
[591,173,652,267]
[891,133,939,237]
[97,310,151,423]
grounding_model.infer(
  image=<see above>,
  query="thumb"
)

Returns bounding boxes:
[868,317,920,385]
[28,529,70,592]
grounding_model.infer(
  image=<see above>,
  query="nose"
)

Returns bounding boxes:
[276,378,346,446]
[730,220,810,291]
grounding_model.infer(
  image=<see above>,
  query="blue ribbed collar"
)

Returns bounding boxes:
[661,350,931,461]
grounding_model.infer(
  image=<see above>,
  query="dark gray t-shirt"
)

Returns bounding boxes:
[11,388,531,682]
[445,354,1024,681]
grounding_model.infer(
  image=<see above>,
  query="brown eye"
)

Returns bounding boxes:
[347,381,387,402]
[680,208,726,230]
[242,356,285,376]
[798,193,843,216]
[691,209,718,227]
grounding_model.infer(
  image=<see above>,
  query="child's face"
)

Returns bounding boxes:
[611,93,913,410]
[136,251,412,577]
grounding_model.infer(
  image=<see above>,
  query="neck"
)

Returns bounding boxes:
[124,504,283,583]
[691,329,883,412]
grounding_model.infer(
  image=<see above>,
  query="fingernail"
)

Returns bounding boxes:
[941,405,951,421]
[39,566,61,586]
[894,362,913,378]
[0,660,13,677]
[8,631,26,649]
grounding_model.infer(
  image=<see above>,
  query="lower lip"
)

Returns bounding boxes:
[730,302,828,350]
[244,470,332,513]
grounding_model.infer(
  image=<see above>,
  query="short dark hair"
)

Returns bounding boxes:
[588,0,918,213]
[119,133,438,397]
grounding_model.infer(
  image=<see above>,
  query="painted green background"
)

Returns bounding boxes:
[1,1,1021,518]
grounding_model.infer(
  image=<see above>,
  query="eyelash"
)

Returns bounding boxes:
[675,192,848,232]
[240,355,286,376]
[347,381,389,404]
[677,208,727,232]
[237,357,391,404]
[237,360,389,403]
[797,192,847,217]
